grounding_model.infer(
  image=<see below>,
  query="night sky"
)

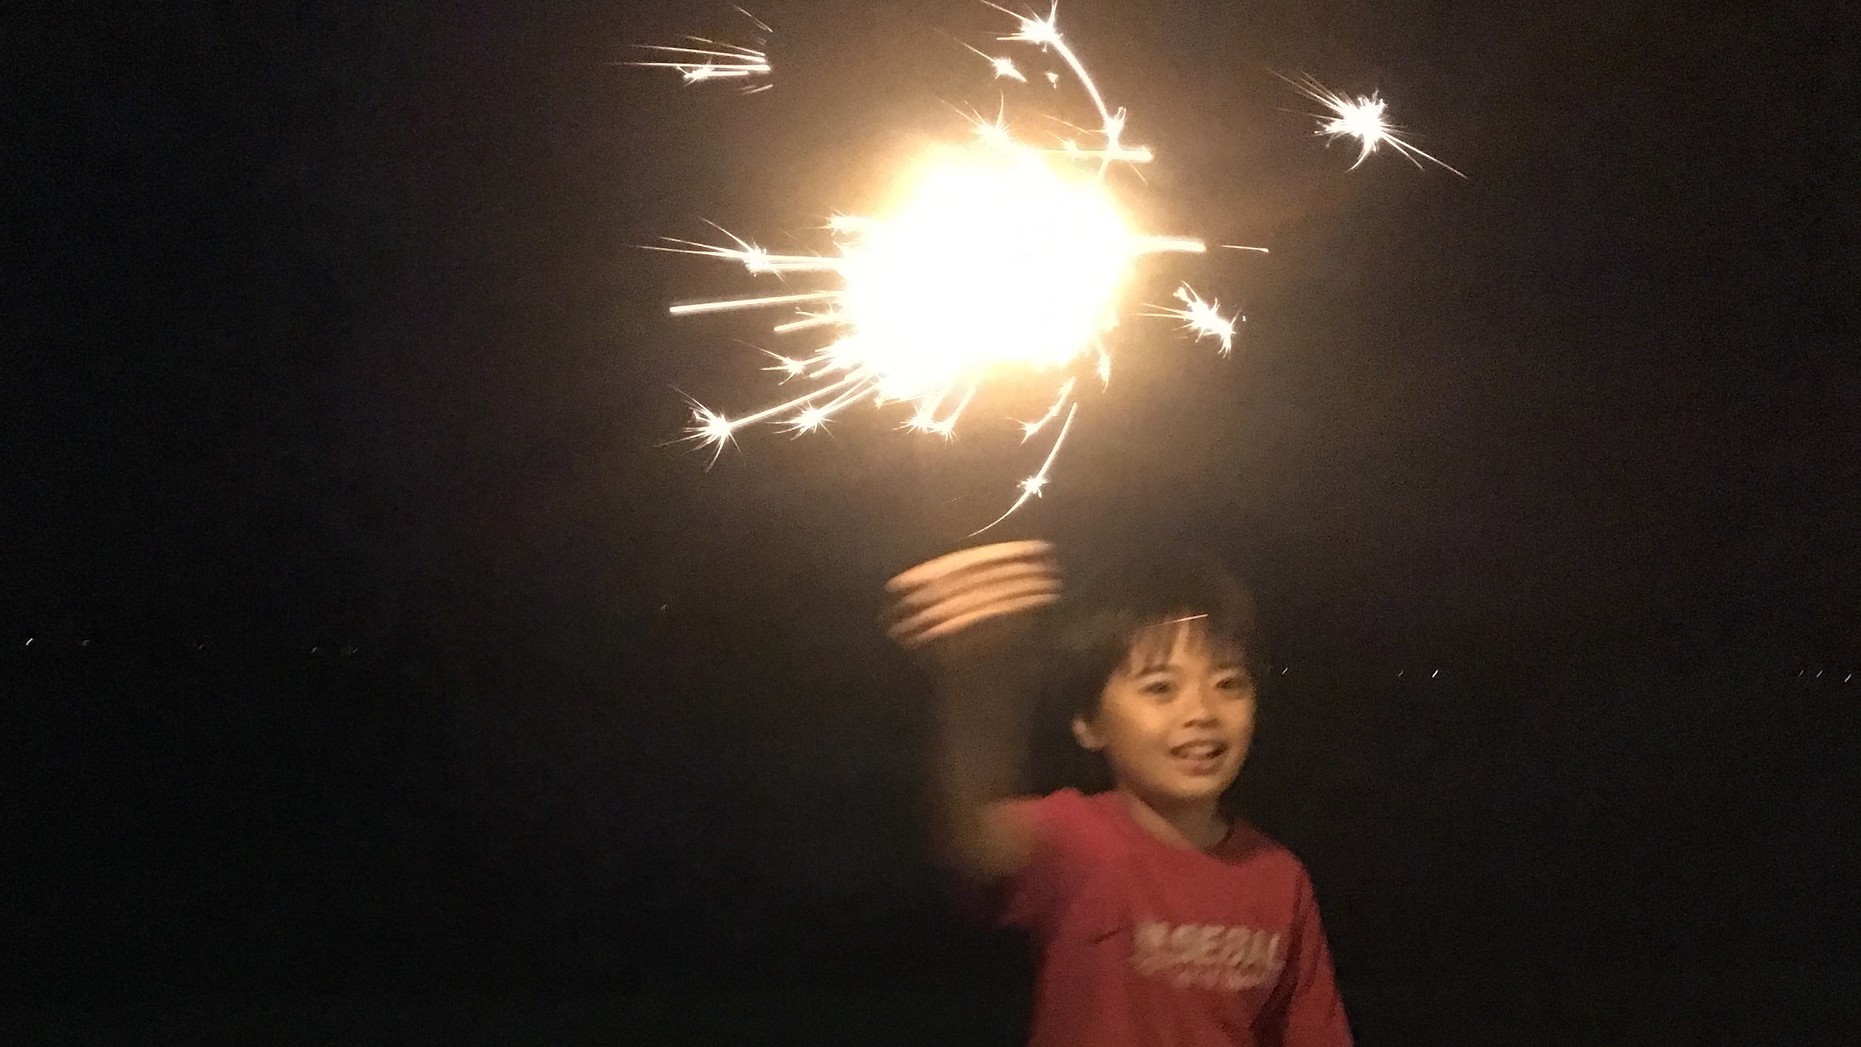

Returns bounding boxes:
[7,1,1859,1042]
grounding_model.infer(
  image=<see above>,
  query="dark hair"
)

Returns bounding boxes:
[1028,544,1265,793]
[1046,544,1264,717]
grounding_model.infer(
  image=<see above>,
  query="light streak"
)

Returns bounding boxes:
[632,7,771,92]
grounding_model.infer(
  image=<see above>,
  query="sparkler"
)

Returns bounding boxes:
[637,6,1458,532]
[640,4,1232,533]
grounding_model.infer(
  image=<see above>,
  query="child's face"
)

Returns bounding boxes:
[1072,620,1255,813]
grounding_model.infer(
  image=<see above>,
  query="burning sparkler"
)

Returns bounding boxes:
[1281,72,1466,177]
[640,3,1235,532]
[637,6,1458,532]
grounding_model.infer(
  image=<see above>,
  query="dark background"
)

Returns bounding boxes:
[6,0,1858,1042]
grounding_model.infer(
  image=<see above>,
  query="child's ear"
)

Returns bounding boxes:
[1071,714,1105,751]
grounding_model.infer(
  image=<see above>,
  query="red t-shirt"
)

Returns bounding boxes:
[991,789,1352,1047]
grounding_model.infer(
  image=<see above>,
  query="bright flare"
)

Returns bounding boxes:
[641,13,1461,529]
[644,5,1285,531]
[838,149,1138,397]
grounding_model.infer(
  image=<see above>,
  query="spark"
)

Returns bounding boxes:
[732,5,772,34]
[970,403,1078,536]
[632,8,771,91]
[985,1,1143,172]
[1147,284,1239,356]
[668,289,840,317]
[758,350,809,379]
[784,403,834,435]
[960,40,1027,82]
[687,404,739,464]
[1019,379,1076,440]
[959,100,1016,147]
[1282,73,1465,177]
[904,410,957,439]
[631,40,770,88]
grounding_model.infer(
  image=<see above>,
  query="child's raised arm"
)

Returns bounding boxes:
[886,541,1061,881]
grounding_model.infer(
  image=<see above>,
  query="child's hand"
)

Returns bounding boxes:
[885,540,1061,653]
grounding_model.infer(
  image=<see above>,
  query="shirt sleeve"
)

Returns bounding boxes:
[991,789,1096,933]
[1261,869,1354,1047]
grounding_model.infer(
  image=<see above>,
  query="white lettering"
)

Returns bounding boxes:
[1127,921,1286,993]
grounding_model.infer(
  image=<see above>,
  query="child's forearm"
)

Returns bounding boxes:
[884,541,1059,878]
[929,665,1038,878]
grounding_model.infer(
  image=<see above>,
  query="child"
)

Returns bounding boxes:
[887,540,1352,1046]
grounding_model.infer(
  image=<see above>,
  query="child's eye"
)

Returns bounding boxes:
[1216,675,1254,693]
[1140,679,1176,697]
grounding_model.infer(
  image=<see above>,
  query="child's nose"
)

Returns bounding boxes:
[1185,685,1221,722]
[1184,684,1245,725]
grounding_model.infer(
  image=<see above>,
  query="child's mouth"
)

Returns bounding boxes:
[1169,740,1228,774]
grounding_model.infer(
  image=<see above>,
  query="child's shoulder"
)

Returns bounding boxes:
[1020,786,1125,826]
[1003,787,1110,830]
[998,788,1128,854]
[1015,790,1308,873]
[1216,818,1313,882]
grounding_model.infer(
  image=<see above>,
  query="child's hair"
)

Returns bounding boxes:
[1029,544,1265,793]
